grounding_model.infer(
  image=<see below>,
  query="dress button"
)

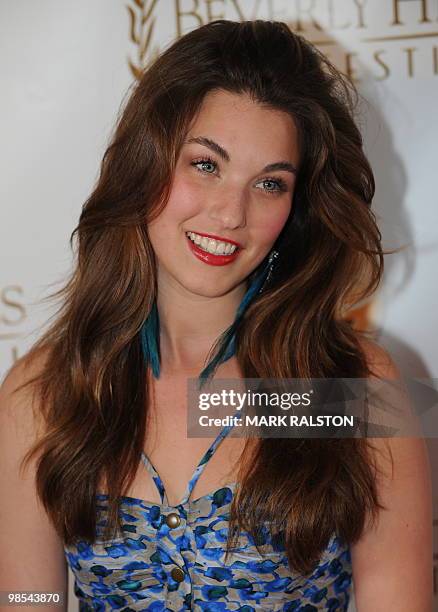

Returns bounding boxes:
[170,566,185,582]
[166,512,181,528]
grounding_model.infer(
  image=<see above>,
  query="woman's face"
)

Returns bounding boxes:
[148,89,300,298]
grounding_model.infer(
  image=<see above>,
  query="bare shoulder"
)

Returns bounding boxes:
[0,347,68,593]
[356,335,400,379]
[0,347,50,445]
[351,337,433,610]
[1,347,49,396]
[0,346,54,488]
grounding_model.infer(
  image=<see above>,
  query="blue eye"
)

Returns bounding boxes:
[190,157,288,196]
[191,157,217,174]
[256,178,288,195]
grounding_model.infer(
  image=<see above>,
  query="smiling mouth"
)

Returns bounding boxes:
[185,231,240,255]
[185,231,242,266]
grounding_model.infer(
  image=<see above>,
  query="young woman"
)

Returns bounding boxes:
[0,19,432,612]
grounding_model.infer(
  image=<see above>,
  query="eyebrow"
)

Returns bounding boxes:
[185,136,298,175]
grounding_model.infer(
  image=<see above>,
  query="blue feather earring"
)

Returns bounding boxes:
[140,249,279,382]
[140,300,161,379]
[198,248,279,384]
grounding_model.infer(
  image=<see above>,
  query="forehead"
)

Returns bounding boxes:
[186,89,299,163]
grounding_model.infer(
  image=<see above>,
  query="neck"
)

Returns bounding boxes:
[156,273,246,374]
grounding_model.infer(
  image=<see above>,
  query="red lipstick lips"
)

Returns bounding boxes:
[186,231,242,266]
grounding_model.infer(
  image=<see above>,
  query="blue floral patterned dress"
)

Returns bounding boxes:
[64,417,352,611]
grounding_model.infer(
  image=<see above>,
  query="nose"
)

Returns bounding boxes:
[207,189,247,230]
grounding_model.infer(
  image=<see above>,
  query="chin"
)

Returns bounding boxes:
[179,276,240,299]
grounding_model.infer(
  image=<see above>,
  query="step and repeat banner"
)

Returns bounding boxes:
[1,1,437,609]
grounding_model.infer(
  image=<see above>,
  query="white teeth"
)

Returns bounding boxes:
[186,232,239,255]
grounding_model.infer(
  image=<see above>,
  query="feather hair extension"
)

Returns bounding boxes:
[140,250,278,386]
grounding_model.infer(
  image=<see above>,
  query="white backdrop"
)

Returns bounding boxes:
[1,1,437,610]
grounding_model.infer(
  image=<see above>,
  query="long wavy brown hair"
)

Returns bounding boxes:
[17,19,389,575]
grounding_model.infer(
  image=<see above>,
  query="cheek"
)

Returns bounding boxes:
[164,176,204,224]
[252,201,292,246]
[147,178,201,239]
